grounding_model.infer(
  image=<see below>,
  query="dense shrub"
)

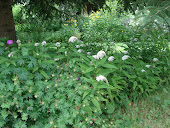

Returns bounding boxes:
[0,33,169,127]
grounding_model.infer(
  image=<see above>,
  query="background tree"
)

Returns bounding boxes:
[0,0,106,41]
[0,0,16,41]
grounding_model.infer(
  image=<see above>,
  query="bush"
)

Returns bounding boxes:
[0,33,169,127]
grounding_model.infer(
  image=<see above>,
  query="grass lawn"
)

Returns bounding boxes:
[115,86,170,128]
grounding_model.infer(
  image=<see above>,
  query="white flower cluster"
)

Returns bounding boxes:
[8,52,14,57]
[65,51,67,56]
[54,58,59,61]
[69,36,78,43]
[42,41,46,46]
[145,65,151,68]
[56,42,60,47]
[16,40,21,44]
[96,75,108,83]
[124,51,128,54]
[80,44,85,47]
[78,49,83,53]
[93,50,106,60]
[87,52,91,55]
[153,58,158,61]
[108,56,114,62]
[141,69,146,72]
[122,55,130,60]
[34,43,40,46]
[76,45,80,48]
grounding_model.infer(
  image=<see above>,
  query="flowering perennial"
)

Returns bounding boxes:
[87,52,91,55]
[122,55,130,60]
[145,65,151,68]
[34,43,40,46]
[108,56,114,62]
[16,40,21,44]
[92,55,99,60]
[141,69,146,72]
[124,51,128,54]
[153,58,158,61]
[42,41,46,45]
[68,36,78,43]
[96,75,108,83]
[8,52,14,57]
[76,45,80,48]
[77,49,83,53]
[56,42,60,47]
[7,40,13,45]
[97,50,106,59]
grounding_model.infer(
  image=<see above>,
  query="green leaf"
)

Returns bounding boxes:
[101,64,118,69]
[22,113,28,121]
[82,77,96,84]
[1,103,10,109]
[41,54,51,58]
[83,67,95,74]
[106,103,115,114]
[92,99,101,113]
[5,62,10,67]
[43,60,55,64]
[97,69,113,76]
[40,70,49,79]
[133,81,137,90]
[100,57,107,65]
[32,66,38,73]
[56,48,66,53]
[22,47,29,56]
[0,57,8,64]
[97,84,116,90]
[11,60,16,66]
[83,90,91,99]
[78,63,89,72]
[138,85,143,93]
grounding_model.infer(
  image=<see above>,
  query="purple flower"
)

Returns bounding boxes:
[27,107,30,110]
[7,40,13,45]
[77,77,80,80]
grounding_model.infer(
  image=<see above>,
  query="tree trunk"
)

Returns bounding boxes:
[0,0,16,41]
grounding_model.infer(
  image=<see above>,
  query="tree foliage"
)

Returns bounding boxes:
[12,0,106,19]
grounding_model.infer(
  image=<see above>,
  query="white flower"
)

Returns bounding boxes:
[96,75,108,83]
[122,55,130,60]
[92,55,99,60]
[16,40,21,43]
[8,52,14,57]
[65,51,67,56]
[42,41,46,45]
[124,51,128,54]
[68,36,78,43]
[134,38,138,41]
[36,53,39,56]
[78,49,83,53]
[80,44,85,47]
[108,56,114,62]
[97,50,106,59]
[76,45,80,48]
[34,43,40,46]
[54,58,59,61]
[145,65,151,68]
[87,52,91,55]
[110,42,114,45]
[153,58,158,61]
[56,42,60,47]
[141,69,146,72]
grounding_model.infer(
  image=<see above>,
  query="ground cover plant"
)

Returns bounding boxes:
[0,0,170,127]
